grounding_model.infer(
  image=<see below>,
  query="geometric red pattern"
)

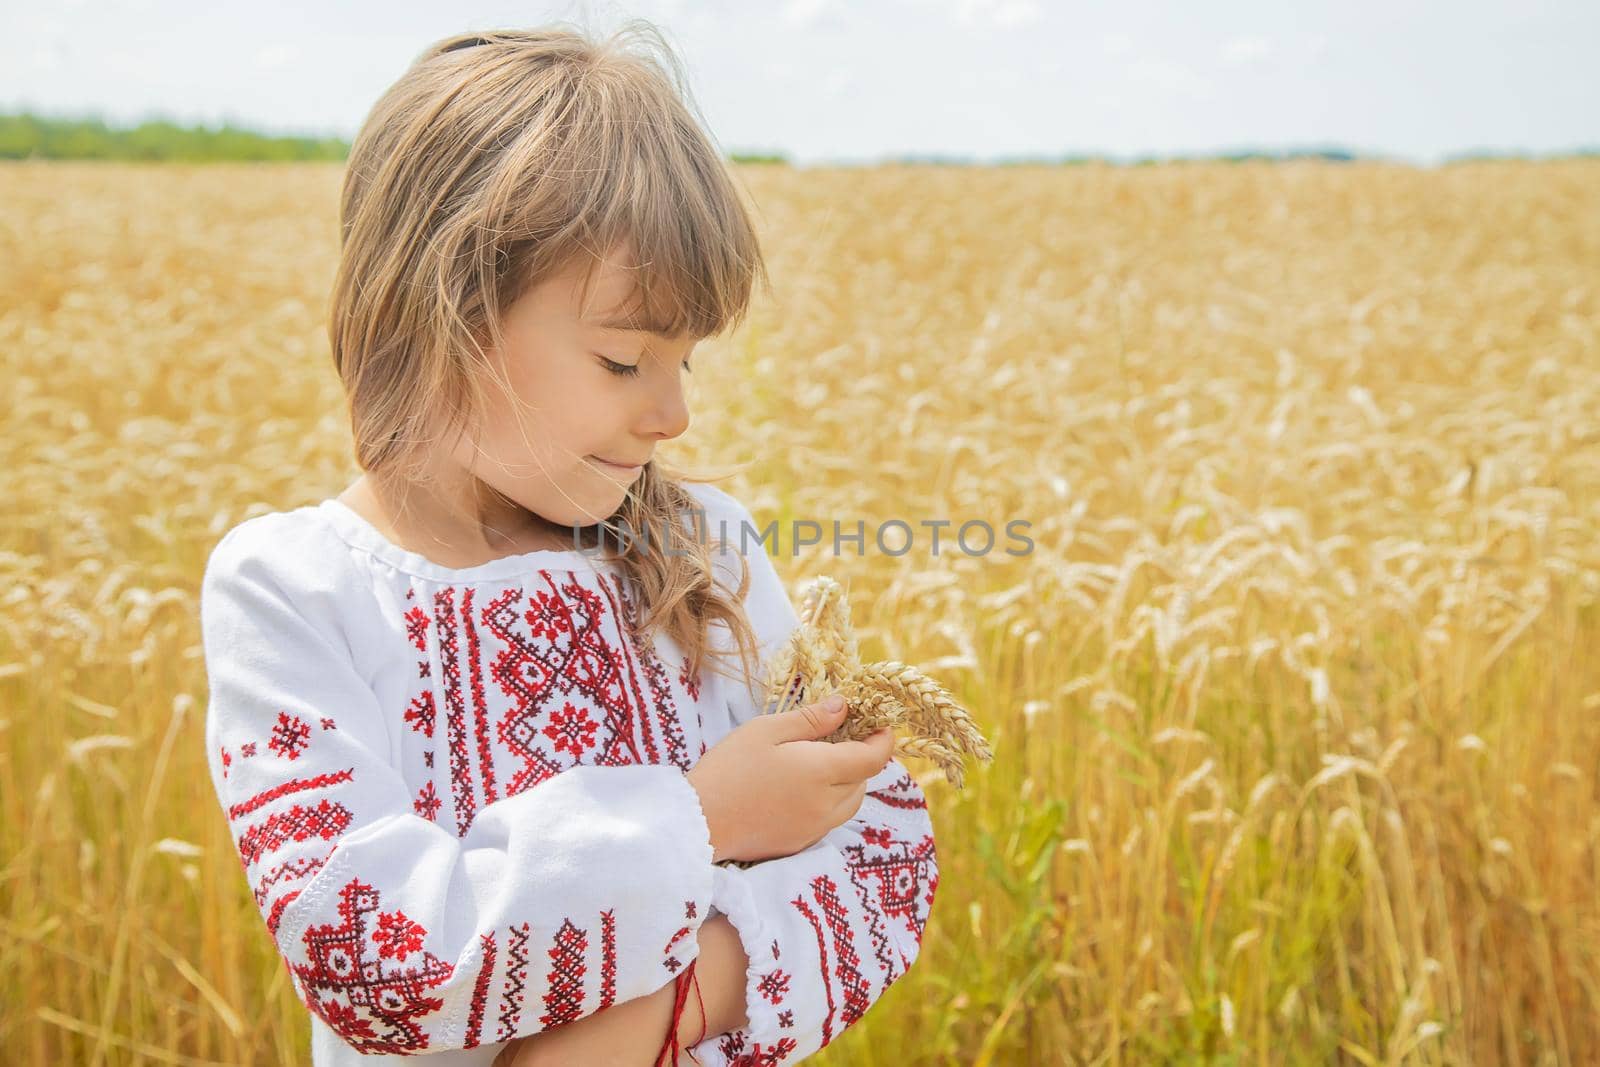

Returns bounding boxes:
[403,690,436,739]
[598,909,618,1010]
[412,780,441,821]
[662,924,692,974]
[818,874,871,1030]
[228,768,354,821]
[237,799,352,866]
[432,586,478,838]
[391,573,705,851]
[294,877,455,1054]
[463,932,497,1049]
[757,968,791,1004]
[790,893,837,1049]
[269,710,312,760]
[495,922,531,1043]
[540,918,588,1030]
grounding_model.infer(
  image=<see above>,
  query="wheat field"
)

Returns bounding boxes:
[1,160,1597,1065]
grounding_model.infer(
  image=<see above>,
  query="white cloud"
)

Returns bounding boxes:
[254,45,300,70]
[31,43,67,71]
[821,69,855,99]
[953,0,1041,30]
[783,0,834,27]
[1221,35,1272,66]
[1100,32,1134,58]
[1127,57,1213,98]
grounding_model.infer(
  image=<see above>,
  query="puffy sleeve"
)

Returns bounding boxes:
[199,519,716,1056]
[684,487,941,1066]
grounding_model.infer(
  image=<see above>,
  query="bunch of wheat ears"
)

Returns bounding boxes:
[763,575,993,789]
[715,577,992,869]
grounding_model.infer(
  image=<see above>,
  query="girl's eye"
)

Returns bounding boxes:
[600,356,694,377]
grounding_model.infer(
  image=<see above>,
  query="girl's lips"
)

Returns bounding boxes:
[592,456,645,475]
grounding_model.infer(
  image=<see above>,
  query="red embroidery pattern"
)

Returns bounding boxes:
[541,918,587,1029]
[257,857,325,934]
[373,909,428,961]
[844,829,936,986]
[462,586,500,806]
[404,691,436,738]
[404,604,429,651]
[495,922,531,1042]
[545,702,600,758]
[791,873,870,1050]
[433,587,478,837]
[816,875,871,1030]
[254,856,324,909]
[678,655,702,700]
[843,769,939,988]
[791,895,835,1048]
[229,768,354,820]
[663,924,692,973]
[295,877,454,1054]
[270,711,312,760]
[612,577,693,771]
[220,746,231,779]
[599,579,664,765]
[413,780,441,821]
[238,799,352,866]
[720,1035,800,1065]
[464,932,497,1048]
[407,588,433,679]
[393,570,704,858]
[267,889,304,936]
[866,771,930,810]
[757,969,791,1003]
[599,909,618,1009]
[483,582,623,792]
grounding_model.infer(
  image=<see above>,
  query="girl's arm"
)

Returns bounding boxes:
[200,516,722,1056]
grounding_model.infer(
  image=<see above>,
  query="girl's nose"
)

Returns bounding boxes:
[645,375,691,442]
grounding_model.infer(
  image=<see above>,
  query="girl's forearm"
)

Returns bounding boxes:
[689,915,751,1041]
[650,915,753,1058]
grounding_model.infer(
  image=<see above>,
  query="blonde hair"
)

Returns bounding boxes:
[329,21,768,695]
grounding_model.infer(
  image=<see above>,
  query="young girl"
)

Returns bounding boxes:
[199,23,939,1066]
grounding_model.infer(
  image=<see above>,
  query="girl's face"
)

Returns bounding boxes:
[443,245,697,533]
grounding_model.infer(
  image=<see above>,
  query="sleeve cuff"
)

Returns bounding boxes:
[702,858,793,1049]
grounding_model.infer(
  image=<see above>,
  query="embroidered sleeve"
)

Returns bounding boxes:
[199,524,715,1056]
[689,495,941,1066]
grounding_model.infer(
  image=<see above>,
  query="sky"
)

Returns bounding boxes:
[3,0,1596,165]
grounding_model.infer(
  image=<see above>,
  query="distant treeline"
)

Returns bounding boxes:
[0,113,348,162]
[2,112,1594,166]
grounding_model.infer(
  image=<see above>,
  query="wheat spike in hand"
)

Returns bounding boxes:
[761,576,993,791]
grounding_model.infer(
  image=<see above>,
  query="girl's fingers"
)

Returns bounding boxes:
[827,730,896,784]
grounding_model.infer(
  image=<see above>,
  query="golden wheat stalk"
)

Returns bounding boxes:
[760,576,993,789]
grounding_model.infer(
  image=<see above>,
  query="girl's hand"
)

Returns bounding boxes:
[686,695,895,864]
